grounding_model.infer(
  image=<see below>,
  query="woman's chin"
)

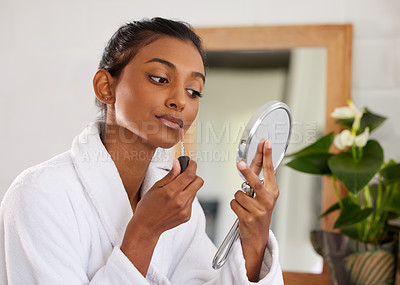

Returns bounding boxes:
[150,129,181,149]
[155,139,180,149]
[142,134,179,149]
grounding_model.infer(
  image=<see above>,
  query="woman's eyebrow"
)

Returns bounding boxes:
[146,58,176,70]
[146,58,205,83]
[193,72,205,84]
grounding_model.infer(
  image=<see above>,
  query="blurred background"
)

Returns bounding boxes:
[1,0,400,274]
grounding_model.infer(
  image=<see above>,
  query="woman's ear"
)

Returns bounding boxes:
[93,69,116,104]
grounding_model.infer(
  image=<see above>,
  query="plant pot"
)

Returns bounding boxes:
[310,230,397,285]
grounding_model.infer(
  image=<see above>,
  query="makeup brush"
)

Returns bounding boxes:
[178,125,190,173]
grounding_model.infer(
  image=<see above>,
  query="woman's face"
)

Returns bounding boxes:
[111,36,205,148]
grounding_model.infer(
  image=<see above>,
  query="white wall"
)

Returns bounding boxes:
[2,0,399,198]
[2,0,399,196]
[1,0,399,272]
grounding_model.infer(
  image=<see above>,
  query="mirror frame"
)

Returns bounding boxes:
[192,24,353,284]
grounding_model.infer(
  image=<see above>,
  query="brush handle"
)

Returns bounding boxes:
[178,156,190,173]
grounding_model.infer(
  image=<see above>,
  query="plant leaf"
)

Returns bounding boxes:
[286,132,334,157]
[285,153,333,175]
[379,206,400,218]
[336,108,386,134]
[336,118,353,129]
[383,159,397,168]
[328,140,383,194]
[341,225,360,240]
[381,163,400,184]
[388,192,400,216]
[334,204,373,228]
[360,108,386,133]
[370,182,400,216]
[385,225,400,233]
[319,197,352,218]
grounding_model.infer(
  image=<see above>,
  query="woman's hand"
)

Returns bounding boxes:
[230,138,279,282]
[121,159,203,276]
[132,159,203,236]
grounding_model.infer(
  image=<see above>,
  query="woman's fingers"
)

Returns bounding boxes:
[233,190,258,212]
[237,140,279,203]
[167,159,198,192]
[249,138,266,176]
[156,159,181,187]
[262,140,273,181]
[183,176,204,199]
[237,160,265,198]
[262,141,279,197]
[230,198,248,217]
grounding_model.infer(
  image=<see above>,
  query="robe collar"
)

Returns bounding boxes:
[71,122,173,246]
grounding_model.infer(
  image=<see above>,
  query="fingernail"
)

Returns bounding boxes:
[266,140,271,149]
[238,161,247,171]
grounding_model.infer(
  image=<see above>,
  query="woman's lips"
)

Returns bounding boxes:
[156,114,183,130]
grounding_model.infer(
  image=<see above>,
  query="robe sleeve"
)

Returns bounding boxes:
[167,198,284,285]
[0,183,151,285]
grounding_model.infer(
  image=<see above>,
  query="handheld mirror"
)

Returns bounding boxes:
[212,101,292,270]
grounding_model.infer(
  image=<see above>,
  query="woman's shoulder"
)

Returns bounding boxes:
[2,150,81,210]
[0,150,91,256]
[9,150,75,188]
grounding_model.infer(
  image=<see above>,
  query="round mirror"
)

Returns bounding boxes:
[237,101,292,180]
[212,101,292,269]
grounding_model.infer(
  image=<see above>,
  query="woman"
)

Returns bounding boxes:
[0,18,283,284]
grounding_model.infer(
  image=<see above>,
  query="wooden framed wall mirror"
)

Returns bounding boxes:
[176,24,352,283]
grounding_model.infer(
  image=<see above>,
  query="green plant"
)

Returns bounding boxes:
[286,100,400,244]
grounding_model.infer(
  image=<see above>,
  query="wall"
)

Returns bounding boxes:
[1,0,399,198]
[1,0,399,273]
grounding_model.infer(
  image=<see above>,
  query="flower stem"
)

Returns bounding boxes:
[357,146,363,161]
[362,185,372,242]
[369,182,383,242]
[376,181,382,210]
[351,145,357,161]
[332,176,344,208]
[363,184,372,208]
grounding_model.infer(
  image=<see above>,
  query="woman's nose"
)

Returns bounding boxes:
[166,88,186,111]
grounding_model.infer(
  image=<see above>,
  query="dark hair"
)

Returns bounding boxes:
[95,17,207,122]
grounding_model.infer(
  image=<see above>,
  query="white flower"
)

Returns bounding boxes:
[354,127,370,148]
[334,129,354,150]
[331,106,358,119]
[331,100,363,120]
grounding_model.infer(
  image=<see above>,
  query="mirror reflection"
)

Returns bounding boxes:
[196,48,326,273]
[236,102,292,180]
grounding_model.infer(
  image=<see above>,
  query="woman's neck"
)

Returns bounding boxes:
[101,122,156,211]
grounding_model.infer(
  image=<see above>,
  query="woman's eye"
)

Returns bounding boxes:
[187,89,203,98]
[149,75,168,84]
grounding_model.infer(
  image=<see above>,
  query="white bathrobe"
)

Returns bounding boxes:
[0,122,283,285]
